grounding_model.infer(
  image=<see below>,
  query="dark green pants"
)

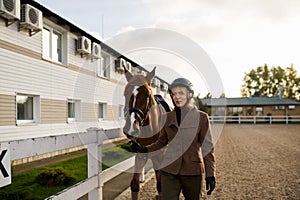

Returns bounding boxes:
[161,171,202,200]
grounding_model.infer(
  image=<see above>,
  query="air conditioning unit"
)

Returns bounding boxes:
[126,61,132,72]
[156,79,160,87]
[131,67,138,74]
[91,42,101,59]
[161,83,168,91]
[20,4,42,33]
[0,0,20,22]
[152,78,159,87]
[77,36,91,55]
[115,58,126,73]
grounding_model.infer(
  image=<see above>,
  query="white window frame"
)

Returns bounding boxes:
[272,106,279,110]
[67,99,81,123]
[288,105,295,110]
[98,51,110,78]
[16,94,40,125]
[119,105,125,120]
[98,102,107,120]
[256,107,263,116]
[42,25,67,64]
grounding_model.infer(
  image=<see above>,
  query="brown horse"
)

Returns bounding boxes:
[123,67,170,200]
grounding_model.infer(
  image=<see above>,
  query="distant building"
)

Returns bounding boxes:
[201,97,300,123]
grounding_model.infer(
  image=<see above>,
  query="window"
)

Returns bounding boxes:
[227,107,242,116]
[98,52,110,78]
[256,107,263,116]
[67,99,81,123]
[16,94,40,125]
[119,105,124,119]
[288,105,295,110]
[212,107,225,116]
[272,106,279,110]
[246,106,253,116]
[42,27,63,63]
[98,102,107,120]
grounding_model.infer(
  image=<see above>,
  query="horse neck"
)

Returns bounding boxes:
[139,94,163,137]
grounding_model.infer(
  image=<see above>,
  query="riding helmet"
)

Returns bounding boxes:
[169,78,194,95]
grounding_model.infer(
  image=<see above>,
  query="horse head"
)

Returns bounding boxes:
[123,67,159,141]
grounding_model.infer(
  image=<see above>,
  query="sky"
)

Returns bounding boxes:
[36,0,300,97]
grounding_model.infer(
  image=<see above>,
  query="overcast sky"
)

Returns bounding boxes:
[36,0,300,97]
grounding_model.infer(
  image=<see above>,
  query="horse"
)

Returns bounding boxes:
[122,67,170,200]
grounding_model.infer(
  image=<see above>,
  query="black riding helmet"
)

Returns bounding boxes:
[169,78,194,95]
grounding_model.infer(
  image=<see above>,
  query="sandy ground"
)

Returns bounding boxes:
[117,124,300,200]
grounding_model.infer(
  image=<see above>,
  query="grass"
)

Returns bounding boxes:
[102,143,134,170]
[0,142,134,200]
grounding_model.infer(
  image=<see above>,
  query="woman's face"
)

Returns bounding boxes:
[171,86,188,107]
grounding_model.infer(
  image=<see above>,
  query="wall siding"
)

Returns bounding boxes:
[0,18,42,53]
[81,102,98,122]
[288,106,300,115]
[106,105,120,121]
[41,99,67,124]
[0,94,15,126]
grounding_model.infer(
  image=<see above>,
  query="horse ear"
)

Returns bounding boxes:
[146,67,156,84]
[124,66,133,81]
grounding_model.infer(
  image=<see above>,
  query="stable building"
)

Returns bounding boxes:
[0,0,170,143]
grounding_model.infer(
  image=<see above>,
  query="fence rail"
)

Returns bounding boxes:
[210,115,300,124]
[2,116,299,199]
[0,127,135,200]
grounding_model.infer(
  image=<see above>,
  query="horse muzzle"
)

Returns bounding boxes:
[123,120,140,138]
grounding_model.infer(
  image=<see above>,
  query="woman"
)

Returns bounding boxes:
[132,78,216,200]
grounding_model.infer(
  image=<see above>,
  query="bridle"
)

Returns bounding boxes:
[125,91,153,127]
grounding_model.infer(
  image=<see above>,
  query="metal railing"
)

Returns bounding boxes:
[210,115,300,124]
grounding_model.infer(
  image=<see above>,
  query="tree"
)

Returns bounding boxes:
[219,93,226,98]
[195,95,210,114]
[204,92,212,99]
[241,64,300,100]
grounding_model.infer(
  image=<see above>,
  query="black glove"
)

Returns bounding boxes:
[205,176,216,195]
[129,140,148,153]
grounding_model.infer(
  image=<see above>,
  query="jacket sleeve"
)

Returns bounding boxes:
[200,113,216,178]
[146,127,169,152]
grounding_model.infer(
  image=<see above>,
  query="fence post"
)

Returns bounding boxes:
[140,167,145,182]
[87,127,104,200]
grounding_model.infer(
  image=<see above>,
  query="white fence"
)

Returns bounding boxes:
[210,115,300,124]
[1,116,299,199]
[0,127,135,200]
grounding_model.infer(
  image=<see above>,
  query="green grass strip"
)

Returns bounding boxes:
[0,142,134,200]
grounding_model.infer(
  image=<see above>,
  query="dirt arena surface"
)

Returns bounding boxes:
[117,124,300,200]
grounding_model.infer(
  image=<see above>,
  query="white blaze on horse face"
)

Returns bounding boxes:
[129,112,136,135]
[132,86,139,108]
[128,86,139,135]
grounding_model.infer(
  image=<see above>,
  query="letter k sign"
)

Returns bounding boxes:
[0,143,11,187]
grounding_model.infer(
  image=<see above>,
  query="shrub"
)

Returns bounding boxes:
[35,167,75,186]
